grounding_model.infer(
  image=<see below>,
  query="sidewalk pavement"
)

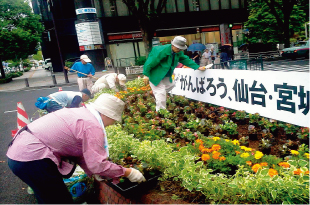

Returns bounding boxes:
[0,66,116,92]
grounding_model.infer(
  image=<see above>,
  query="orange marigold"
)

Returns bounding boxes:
[305,171,309,175]
[212,144,221,151]
[246,161,252,166]
[219,156,226,161]
[235,151,241,154]
[252,164,262,173]
[202,148,213,153]
[278,162,290,168]
[212,151,221,159]
[199,144,205,151]
[260,162,268,167]
[293,169,302,175]
[196,139,203,144]
[268,168,278,177]
[201,154,211,161]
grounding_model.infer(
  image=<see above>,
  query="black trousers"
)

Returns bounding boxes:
[8,158,73,204]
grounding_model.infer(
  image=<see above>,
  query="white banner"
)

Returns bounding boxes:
[171,68,310,127]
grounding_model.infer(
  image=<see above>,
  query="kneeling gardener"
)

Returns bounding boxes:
[7,94,145,204]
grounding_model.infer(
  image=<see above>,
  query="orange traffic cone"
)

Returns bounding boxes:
[59,87,63,91]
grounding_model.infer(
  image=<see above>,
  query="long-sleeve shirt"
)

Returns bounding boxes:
[7,107,125,180]
[70,61,95,77]
[49,91,82,108]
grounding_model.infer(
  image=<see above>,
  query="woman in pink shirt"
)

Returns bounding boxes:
[7,94,145,204]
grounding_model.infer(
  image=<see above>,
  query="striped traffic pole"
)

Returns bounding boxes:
[17,102,30,129]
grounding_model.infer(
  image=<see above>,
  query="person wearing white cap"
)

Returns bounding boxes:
[91,73,127,93]
[7,93,145,204]
[143,36,208,111]
[64,54,96,91]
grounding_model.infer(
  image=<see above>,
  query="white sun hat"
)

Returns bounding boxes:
[171,36,187,50]
[88,94,125,121]
[118,74,127,86]
[80,54,91,63]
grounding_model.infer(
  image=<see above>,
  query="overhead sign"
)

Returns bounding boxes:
[76,8,96,15]
[171,68,309,127]
[220,24,231,45]
[75,21,103,51]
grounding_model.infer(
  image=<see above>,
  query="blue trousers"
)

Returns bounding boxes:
[8,158,73,204]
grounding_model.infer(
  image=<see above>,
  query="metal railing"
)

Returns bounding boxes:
[116,57,137,67]
[212,57,264,70]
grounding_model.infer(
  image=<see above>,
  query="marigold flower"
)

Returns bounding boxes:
[268,168,278,177]
[235,151,241,154]
[305,171,309,175]
[246,161,252,166]
[240,153,250,158]
[199,144,205,151]
[240,146,252,152]
[201,154,210,161]
[232,139,240,145]
[196,139,203,144]
[254,151,264,159]
[212,137,221,141]
[290,150,299,155]
[211,144,221,151]
[212,151,221,159]
[225,139,230,142]
[219,156,226,161]
[293,169,302,175]
[252,164,262,173]
[278,162,290,168]
[260,162,268,167]
[202,148,213,153]
[304,153,309,159]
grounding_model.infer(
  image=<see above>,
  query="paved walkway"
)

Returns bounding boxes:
[0,66,116,92]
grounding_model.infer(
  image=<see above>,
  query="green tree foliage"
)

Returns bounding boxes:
[32,50,43,61]
[121,0,167,56]
[0,0,44,78]
[245,0,308,47]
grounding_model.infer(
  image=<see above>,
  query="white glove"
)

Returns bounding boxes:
[126,168,146,183]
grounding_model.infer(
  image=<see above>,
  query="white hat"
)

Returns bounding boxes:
[88,94,124,121]
[80,55,91,63]
[118,74,126,86]
[171,36,187,50]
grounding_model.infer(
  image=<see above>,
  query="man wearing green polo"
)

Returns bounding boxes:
[143,36,207,111]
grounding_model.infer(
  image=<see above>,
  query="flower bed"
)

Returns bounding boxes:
[96,78,309,204]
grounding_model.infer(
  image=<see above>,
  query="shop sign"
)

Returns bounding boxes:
[75,21,103,50]
[201,27,219,32]
[220,24,231,45]
[76,8,96,15]
[171,68,309,127]
[79,44,104,51]
[108,33,143,41]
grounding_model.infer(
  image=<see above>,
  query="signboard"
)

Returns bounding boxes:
[108,32,143,41]
[171,68,309,127]
[220,24,231,45]
[75,21,103,51]
[76,8,96,15]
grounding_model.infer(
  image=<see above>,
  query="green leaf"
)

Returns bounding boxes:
[288,160,298,167]
[298,159,308,167]
[302,175,309,181]
[228,184,238,188]
[271,190,277,200]
[261,168,269,176]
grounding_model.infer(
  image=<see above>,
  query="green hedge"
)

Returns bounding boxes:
[0,76,12,84]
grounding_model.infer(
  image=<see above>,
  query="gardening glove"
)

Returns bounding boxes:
[126,168,146,183]
[143,76,149,85]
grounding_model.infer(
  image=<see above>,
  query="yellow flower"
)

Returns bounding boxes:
[268,168,278,177]
[304,153,309,159]
[232,139,240,145]
[240,146,252,152]
[212,137,221,141]
[254,151,264,159]
[240,153,250,158]
[201,154,210,161]
[225,139,230,142]
[290,150,299,155]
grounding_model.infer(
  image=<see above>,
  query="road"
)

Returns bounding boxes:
[263,58,309,72]
[0,85,79,204]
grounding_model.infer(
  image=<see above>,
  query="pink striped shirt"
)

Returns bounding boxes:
[7,107,125,180]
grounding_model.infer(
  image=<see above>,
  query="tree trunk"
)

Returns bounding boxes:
[0,56,6,79]
[139,19,156,57]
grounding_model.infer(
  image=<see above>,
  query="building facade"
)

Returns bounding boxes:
[32,0,248,71]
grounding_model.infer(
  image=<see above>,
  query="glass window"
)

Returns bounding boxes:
[210,0,219,10]
[166,0,177,13]
[221,0,230,9]
[189,0,200,11]
[231,0,239,9]
[177,0,186,12]
[116,0,129,16]
[200,0,210,11]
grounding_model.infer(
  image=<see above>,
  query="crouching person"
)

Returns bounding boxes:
[7,94,145,204]
[92,73,127,93]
